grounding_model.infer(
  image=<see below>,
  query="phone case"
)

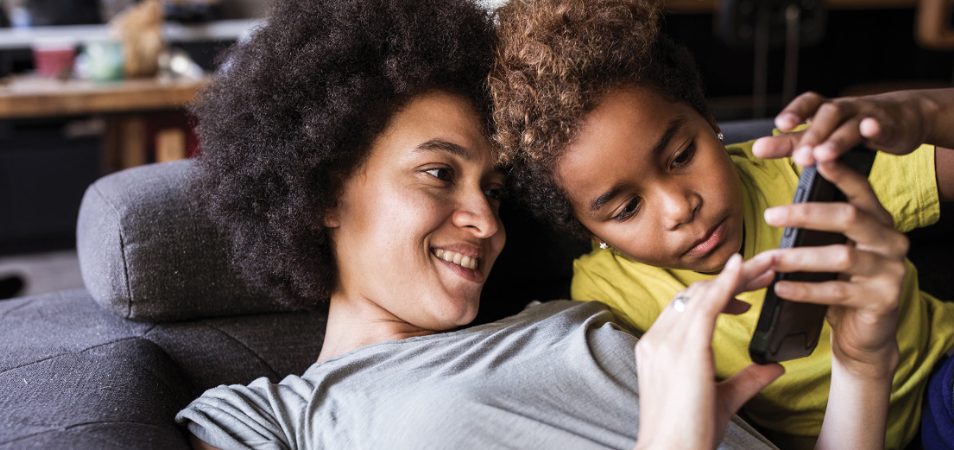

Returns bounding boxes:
[749,147,877,364]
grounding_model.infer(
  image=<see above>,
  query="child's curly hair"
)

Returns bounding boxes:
[490,0,709,239]
[194,0,496,308]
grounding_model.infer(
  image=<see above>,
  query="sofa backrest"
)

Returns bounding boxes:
[76,120,778,323]
[76,160,290,322]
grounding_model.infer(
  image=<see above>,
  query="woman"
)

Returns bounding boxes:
[176,0,892,448]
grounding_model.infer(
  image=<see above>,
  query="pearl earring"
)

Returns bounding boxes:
[599,242,609,250]
[717,132,725,142]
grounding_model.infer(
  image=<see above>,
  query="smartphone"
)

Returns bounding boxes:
[749,146,877,364]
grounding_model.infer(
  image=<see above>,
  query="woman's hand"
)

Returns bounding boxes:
[752,89,954,167]
[763,159,906,449]
[632,252,785,450]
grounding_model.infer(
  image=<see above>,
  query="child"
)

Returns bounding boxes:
[490,0,954,448]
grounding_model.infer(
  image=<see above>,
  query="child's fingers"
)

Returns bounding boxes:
[794,102,855,166]
[752,133,801,159]
[718,363,785,413]
[859,117,885,142]
[812,118,865,163]
[776,91,827,130]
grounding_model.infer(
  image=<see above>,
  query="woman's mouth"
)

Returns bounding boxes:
[432,248,483,283]
[433,248,478,270]
[684,219,727,259]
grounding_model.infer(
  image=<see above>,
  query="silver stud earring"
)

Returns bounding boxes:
[599,242,609,250]
[717,132,725,142]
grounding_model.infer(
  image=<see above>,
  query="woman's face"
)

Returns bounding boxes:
[554,85,743,273]
[326,91,506,331]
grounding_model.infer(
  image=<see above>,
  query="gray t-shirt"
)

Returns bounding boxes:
[176,300,776,449]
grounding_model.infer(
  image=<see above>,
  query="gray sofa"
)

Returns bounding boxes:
[1,120,950,449]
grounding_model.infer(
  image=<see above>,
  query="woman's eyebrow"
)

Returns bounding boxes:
[415,139,472,161]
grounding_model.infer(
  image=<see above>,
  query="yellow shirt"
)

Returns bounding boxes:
[571,141,953,449]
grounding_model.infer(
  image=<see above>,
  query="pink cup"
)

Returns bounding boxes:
[32,39,77,78]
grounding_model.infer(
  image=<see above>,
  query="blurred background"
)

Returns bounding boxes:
[0,0,952,299]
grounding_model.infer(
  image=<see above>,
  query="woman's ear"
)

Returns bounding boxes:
[322,205,341,229]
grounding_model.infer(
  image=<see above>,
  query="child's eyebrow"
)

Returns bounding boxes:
[649,115,686,158]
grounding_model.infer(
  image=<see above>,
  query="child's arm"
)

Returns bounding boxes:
[763,159,905,450]
[753,89,954,202]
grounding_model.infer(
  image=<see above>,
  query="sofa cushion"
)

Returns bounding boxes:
[0,290,327,449]
[76,160,293,322]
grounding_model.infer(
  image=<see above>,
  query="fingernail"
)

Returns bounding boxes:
[795,146,812,166]
[764,207,782,224]
[774,282,792,296]
[729,253,742,267]
[816,143,836,161]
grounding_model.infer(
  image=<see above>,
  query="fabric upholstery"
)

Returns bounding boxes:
[0,290,326,450]
[76,160,290,322]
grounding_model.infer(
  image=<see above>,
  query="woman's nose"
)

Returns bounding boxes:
[452,191,500,238]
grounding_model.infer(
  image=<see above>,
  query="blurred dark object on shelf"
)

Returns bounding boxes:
[0,4,9,27]
[717,0,827,117]
[219,0,268,19]
[0,275,24,299]
[24,0,102,26]
[98,0,137,22]
[163,0,222,23]
[916,0,954,49]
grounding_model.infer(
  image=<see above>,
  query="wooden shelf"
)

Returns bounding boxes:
[0,76,207,119]
[0,19,261,50]
[664,0,918,14]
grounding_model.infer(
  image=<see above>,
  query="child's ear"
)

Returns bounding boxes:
[705,113,722,136]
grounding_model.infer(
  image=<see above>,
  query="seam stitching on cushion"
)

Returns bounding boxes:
[202,322,279,378]
[0,421,165,446]
[91,184,135,319]
[0,300,33,320]
[0,336,141,376]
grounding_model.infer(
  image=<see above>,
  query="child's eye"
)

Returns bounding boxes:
[484,186,506,201]
[671,143,696,168]
[424,167,453,181]
[613,197,641,222]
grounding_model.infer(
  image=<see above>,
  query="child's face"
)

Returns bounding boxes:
[555,85,744,273]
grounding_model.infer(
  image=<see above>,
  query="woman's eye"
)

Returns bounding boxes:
[424,167,453,181]
[614,198,641,222]
[671,143,696,168]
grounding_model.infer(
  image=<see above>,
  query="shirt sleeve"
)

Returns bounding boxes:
[571,253,661,333]
[176,378,295,450]
[869,144,941,232]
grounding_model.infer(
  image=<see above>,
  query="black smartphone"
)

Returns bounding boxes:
[749,146,877,364]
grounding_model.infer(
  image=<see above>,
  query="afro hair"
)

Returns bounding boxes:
[490,0,709,239]
[193,0,496,308]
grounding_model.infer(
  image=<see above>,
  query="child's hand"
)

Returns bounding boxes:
[763,159,905,375]
[753,90,932,167]
[632,252,784,450]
